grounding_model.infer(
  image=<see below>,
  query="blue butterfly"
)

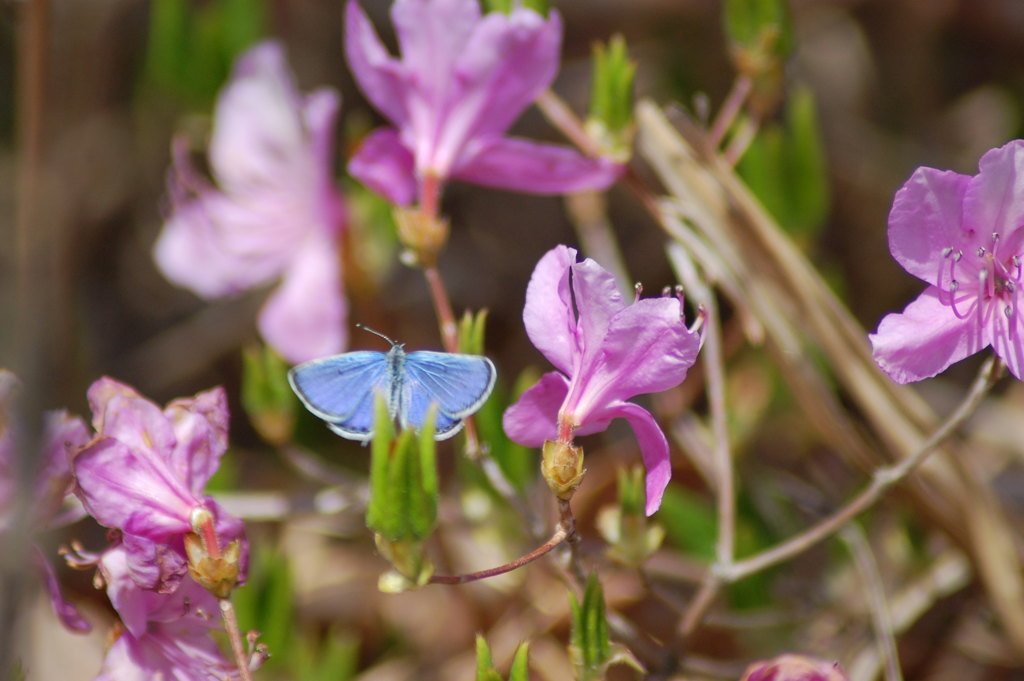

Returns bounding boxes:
[288,328,496,442]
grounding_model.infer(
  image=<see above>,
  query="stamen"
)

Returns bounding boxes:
[634,282,643,302]
[950,280,959,291]
[943,247,954,258]
[977,247,986,257]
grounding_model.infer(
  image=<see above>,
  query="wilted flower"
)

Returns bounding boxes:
[503,246,701,514]
[0,370,92,632]
[740,654,849,681]
[154,40,348,364]
[871,140,1024,381]
[72,377,246,595]
[345,0,623,207]
[92,542,240,681]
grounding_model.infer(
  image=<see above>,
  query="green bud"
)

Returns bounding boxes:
[366,395,438,542]
[375,535,434,592]
[586,34,636,161]
[458,309,490,356]
[723,0,794,115]
[241,343,296,445]
[481,0,549,17]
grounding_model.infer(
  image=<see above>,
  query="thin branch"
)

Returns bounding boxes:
[707,75,752,149]
[719,355,1001,583]
[220,598,255,681]
[841,525,903,681]
[429,525,568,585]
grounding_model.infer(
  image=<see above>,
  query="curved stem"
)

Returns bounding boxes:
[220,598,254,681]
[719,355,1002,583]
[429,525,568,585]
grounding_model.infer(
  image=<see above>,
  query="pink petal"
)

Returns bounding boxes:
[73,438,196,539]
[888,166,971,286]
[208,41,312,195]
[164,387,230,495]
[965,140,1024,244]
[523,245,579,375]
[348,127,418,206]
[502,372,569,446]
[35,411,90,527]
[570,255,626,366]
[870,286,983,383]
[33,544,91,633]
[258,235,348,364]
[345,1,410,126]
[451,8,561,138]
[590,297,700,400]
[598,401,671,516]
[391,0,481,105]
[453,136,623,195]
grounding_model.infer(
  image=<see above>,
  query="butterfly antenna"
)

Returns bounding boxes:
[355,323,399,347]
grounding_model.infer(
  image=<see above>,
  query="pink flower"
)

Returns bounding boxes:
[502,246,701,514]
[92,542,240,681]
[0,370,92,632]
[154,40,348,364]
[345,0,623,207]
[740,654,848,681]
[871,140,1024,381]
[72,378,246,593]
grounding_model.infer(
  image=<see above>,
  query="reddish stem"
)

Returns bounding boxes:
[429,526,568,584]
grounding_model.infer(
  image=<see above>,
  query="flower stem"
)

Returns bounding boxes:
[536,89,603,158]
[707,75,752,149]
[717,355,1001,583]
[220,598,255,681]
[429,525,568,584]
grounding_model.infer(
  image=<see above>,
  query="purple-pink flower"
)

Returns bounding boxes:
[154,40,348,364]
[503,246,701,515]
[72,377,246,593]
[870,140,1024,382]
[345,0,623,207]
[0,370,92,632]
[740,654,848,681]
[92,542,240,681]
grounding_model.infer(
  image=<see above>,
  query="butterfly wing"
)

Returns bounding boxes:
[399,352,496,440]
[287,351,392,442]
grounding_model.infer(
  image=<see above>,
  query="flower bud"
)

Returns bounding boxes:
[185,533,241,598]
[541,440,585,499]
[394,206,449,267]
[740,654,849,681]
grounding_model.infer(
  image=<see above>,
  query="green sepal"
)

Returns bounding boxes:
[241,343,297,445]
[596,466,665,566]
[586,34,636,160]
[569,574,611,681]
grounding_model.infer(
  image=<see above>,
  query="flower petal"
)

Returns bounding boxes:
[502,372,569,446]
[988,302,1024,379]
[453,136,623,195]
[208,41,312,195]
[888,166,971,286]
[258,235,348,364]
[597,401,671,516]
[870,286,984,383]
[523,245,579,374]
[345,1,410,126]
[348,127,418,206]
[33,544,91,633]
[964,140,1024,245]
[391,0,481,107]
[570,254,626,365]
[73,437,196,539]
[164,387,230,495]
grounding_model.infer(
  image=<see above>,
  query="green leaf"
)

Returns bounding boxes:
[367,393,396,536]
[658,486,717,561]
[481,0,549,16]
[458,309,490,356]
[736,85,829,241]
[241,343,297,445]
[589,34,636,137]
[508,642,531,681]
[230,549,295,662]
[569,574,611,681]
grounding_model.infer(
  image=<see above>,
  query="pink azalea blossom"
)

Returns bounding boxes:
[871,140,1024,382]
[740,654,848,681]
[93,542,240,681]
[502,246,701,515]
[345,0,623,207]
[72,377,247,592]
[0,370,92,632]
[154,40,348,363]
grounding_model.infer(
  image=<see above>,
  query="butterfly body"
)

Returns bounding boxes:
[288,342,496,442]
